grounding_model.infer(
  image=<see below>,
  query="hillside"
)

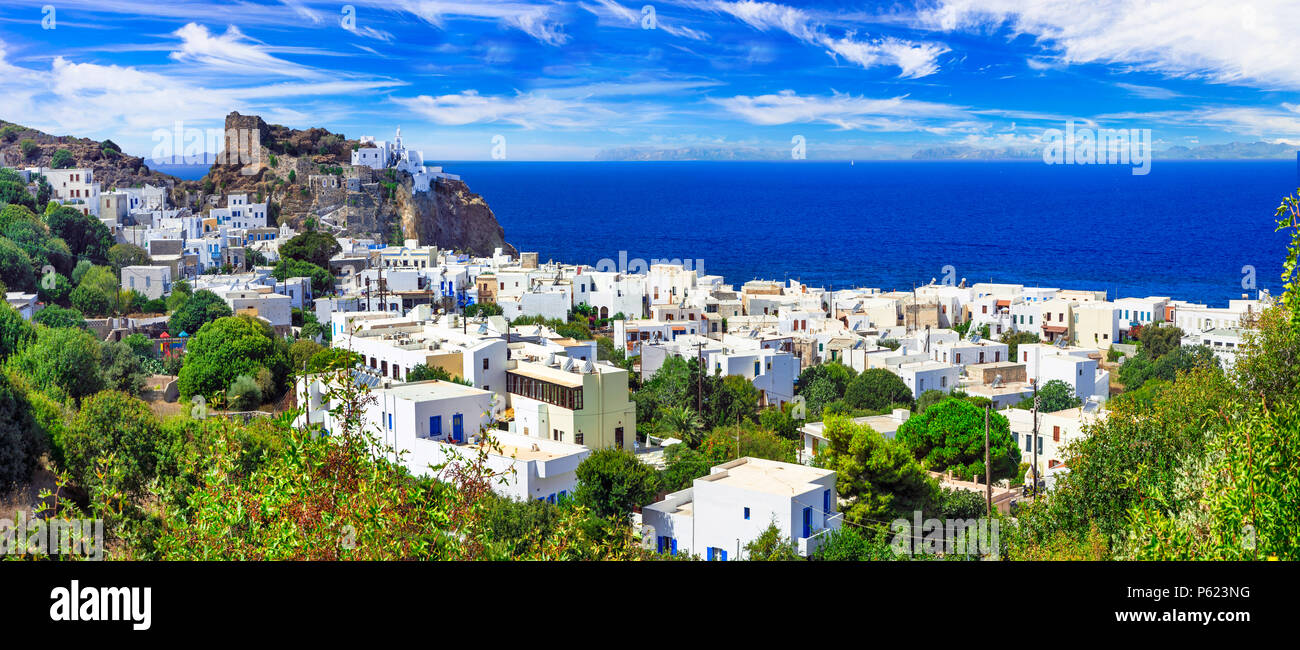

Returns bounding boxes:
[0,120,180,189]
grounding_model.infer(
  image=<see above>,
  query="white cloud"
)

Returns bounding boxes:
[710,89,970,131]
[168,23,324,79]
[396,0,571,45]
[393,90,611,128]
[921,0,1300,89]
[712,1,950,78]
[581,0,711,40]
[0,39,403,154]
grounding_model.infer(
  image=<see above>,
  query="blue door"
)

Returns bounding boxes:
[452,414,463,442]
[429,415,442,438]
[670,539,677,556]
[802,507,811,538]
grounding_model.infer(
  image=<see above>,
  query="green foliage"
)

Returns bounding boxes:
[37,272,72,306]
[895,398,1020,482]
[758,402,800,440]
[0,302,37,359]
[101,340,148,395]
[0,237,35,291]
[811,526,900,561]
[227,374,262,411]
[168,289,232,336]
[19,138,38,160]
[815,414,938,525]
[280,231,340,270]
[1118,344,1220,391]
[915,389,946,414]
[45,206,112,263]
[999,330,1040,360]
[272,257,333,295]
[409,364,471,385]
[843,368,916,411]
[65,391,165,503]
[1138,324,1185,359]
[1014,379,1081,412]
[6,325,105,401]
[0,371,44,495]
[744,522,801,561]
[177,315,289,401]
[795,361,858,418]
[49,148,75,169]
[106,243,150,273]
[574,447,660,520]
[463,302,503,317]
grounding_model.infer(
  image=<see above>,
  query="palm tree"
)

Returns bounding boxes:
[657,406,704,447]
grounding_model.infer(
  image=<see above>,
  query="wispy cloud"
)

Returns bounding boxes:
[711,0,950,78]
[921,0,1300,90]
[393,90,609,128]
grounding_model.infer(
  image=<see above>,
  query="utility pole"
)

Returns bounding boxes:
[984,403,992,517]
[695,341,704,415]
[1031,381,1040,500]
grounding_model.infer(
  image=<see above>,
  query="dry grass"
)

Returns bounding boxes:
[0,456,58,521]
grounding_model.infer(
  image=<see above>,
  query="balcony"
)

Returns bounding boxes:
[797,512,843,557]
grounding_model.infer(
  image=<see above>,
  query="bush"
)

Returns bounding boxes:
[228,374,262,411]
[0,371,44,495]
[6,326,105,401]
[64,391,163,499]
[843,368,915,411]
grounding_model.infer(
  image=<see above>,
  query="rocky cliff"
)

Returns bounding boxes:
[394,174,516,257]
[188,112,515,256]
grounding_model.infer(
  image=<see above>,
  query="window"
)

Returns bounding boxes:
[823,489,831,515]
[429,415,442,438]
[574,432,583,445]
[744,507,750,520]
[754,361,761,375]
[483,358,489,370]
[1053,425,1060,442]
[940,376,947,388]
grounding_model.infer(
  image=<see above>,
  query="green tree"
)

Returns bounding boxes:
[65,391,163,499]
[574,447,660,520]
[45,206,111,263]
[1014,379,1081,412]
[0,371,44,495]
[895,398,1020,482]
[811,526,900,561]
[659,443,714,492]
[0,238,35,291]
[1138,324,1185,359]
[177,315,289,400]
[106,243,150,273]
[656,405,704,446]
[32,305,85,329]
[999,330,1040,361]
[0,303,36,359]
[101,340,148,395]
[6,325,105,400]
[915,389,946,414]
[744,522,801,561]
[843,368,916,411]
[279,231,340,269]
[168,289,233,336]
[815,414,938,525]
[49,148,75,169]
[272,257,333,295]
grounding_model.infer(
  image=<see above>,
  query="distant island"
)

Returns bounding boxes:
[595,141,1298,161]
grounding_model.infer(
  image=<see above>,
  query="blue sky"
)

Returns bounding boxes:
[2,0,1299,160]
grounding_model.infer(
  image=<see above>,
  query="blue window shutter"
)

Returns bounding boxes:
[721,549,727,562]
[824,489,830,513]
[657,537,664,554]
[744,507,750,520]
[670,539,677,556]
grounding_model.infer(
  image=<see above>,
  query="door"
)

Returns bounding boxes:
[614,427,624,449]
[452,414,463,443]
[802,507,811,539]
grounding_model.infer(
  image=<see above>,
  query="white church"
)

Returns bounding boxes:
[350,127,460,192]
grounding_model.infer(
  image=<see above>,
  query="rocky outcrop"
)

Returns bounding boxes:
[188,112,515,256]
[394,174,516,257]
[0,120,178,189]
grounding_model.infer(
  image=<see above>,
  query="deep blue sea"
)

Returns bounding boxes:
[445,160,1296,306]
[160,159,1296,305]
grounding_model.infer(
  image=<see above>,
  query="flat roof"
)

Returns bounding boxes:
[509,362,586,387]
[383,379,491,401]
[701,457,833,496]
